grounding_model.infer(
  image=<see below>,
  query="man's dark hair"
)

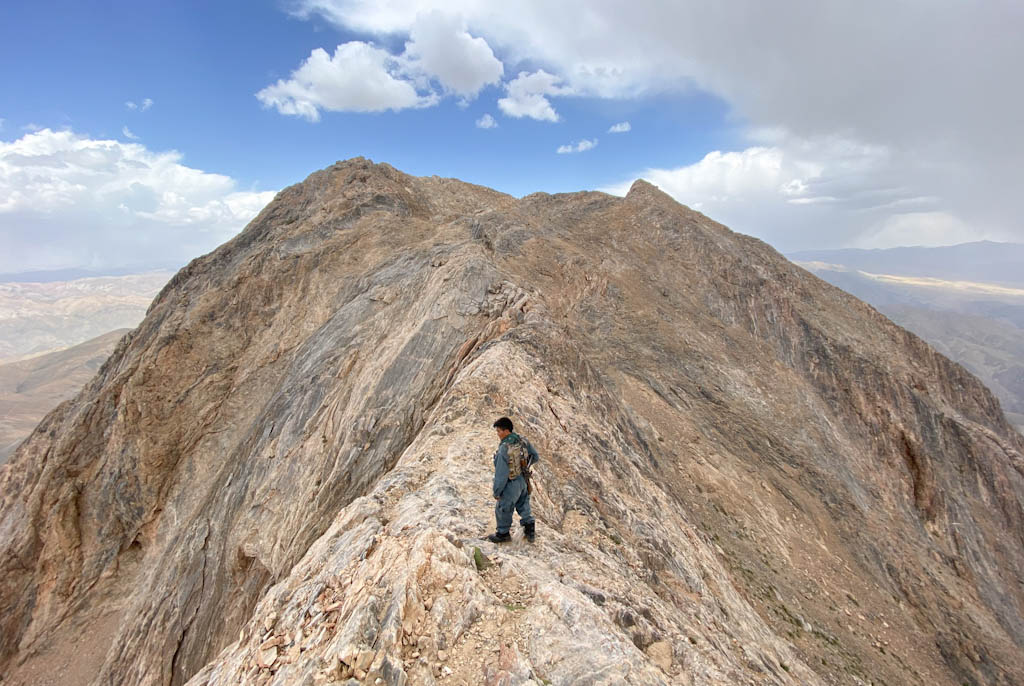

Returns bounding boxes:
[493,417,514,432]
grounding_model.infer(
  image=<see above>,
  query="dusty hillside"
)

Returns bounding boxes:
[1,159,1022,686]
[0,329,128,465]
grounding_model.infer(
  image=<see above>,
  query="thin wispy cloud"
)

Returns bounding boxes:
[125,98,154,111]
[122,126,139,140]
[556,138,597,154]
[608,122,631,133]
[475,113,497,129]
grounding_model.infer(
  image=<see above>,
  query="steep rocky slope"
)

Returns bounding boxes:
[0,329,129,464]
[1,159,1022,686]
[795,263,1024,433]
[875,306,1024,431]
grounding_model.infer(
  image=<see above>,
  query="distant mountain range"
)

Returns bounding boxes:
[790,241,1024,288]
[0,267,170,283]
[0,271,172,362]
[791,241,1024,430]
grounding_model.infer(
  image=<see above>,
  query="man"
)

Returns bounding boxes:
[488,416,539,543]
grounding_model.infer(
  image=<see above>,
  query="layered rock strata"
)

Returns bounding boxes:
[1,159,1022,686]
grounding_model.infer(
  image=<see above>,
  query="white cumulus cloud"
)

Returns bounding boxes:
[0,128,276,273]
[258,13,503,120]
[498,70,572,122]
[476,113,498,129]
[608,121,631,133]
[404,11,503,99]
[257,42,437,120]
[557,138,597,154]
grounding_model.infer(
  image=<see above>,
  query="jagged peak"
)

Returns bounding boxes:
[621,178,708,225]
[624,178,668,200]
[322,156,407,186]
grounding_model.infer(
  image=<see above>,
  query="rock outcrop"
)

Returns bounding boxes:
[1,159,1022,686]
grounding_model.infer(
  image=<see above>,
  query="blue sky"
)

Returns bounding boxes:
[0,1,738,194]
[2,1,1023,273]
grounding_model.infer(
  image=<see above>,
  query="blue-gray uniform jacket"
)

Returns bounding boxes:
[493,432,539,498]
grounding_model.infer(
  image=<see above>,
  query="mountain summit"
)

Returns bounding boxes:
[1,159,1022,686]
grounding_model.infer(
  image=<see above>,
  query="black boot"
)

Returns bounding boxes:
[487,531,511,543]
[523,521,536,543]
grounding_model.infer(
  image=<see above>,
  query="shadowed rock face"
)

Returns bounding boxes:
[1,159,1022,686]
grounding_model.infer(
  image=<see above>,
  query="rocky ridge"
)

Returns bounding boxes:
[1,159,1022,686]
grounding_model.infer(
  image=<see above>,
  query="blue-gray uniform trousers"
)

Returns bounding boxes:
[495,475,533,534]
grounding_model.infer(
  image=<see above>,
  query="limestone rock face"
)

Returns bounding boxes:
[1,159,1022,686]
